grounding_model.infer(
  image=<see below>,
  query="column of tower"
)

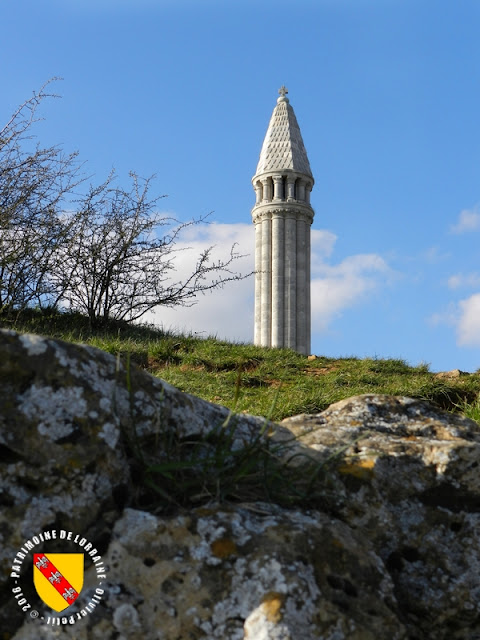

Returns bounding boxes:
[251,87,315,355]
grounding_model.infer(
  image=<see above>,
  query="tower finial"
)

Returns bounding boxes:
[278,85,289,103]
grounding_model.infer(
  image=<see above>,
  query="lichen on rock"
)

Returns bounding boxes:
[2,329,480,639]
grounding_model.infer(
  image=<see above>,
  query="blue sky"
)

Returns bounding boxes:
[3,0,480,372]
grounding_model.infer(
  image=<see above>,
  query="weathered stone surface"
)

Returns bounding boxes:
[282,395,480,638]
[434,368,470,379]
[0,329,269,637]
[2,330,480,639]
[103,505,405,640]
[7,504,405,640]
[0,328,266,543]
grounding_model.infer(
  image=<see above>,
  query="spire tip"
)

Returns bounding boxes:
[277,85,289,103]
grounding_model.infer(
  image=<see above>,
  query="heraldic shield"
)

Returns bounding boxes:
[33,553,84,612]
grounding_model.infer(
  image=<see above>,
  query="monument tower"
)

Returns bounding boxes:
[251,87,315,355]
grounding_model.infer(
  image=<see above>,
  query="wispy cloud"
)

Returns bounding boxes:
[429,295,480,348]
[457,294,480,347]
[428,303,458,328]
[311,229,337,261]
[450,207,480,234]
[447,272,480,290]
[311,253,392,331]
[421,246,451,264]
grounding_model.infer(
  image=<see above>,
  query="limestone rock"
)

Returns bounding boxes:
[0,327,267,542]
[434,368,470,379]
[282,395,480,638]
[2,330,480,639]
[0,329,268,637]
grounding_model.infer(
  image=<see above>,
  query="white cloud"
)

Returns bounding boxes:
[144,223,391,342]
[428,303,458,328]
[457,294,480,347]
[145,222,255,342]
[447,272,480,290]
[311,253,391,331]
[429,294,480,347]
[421,246,451,264]
[311,229,337,261]
[450,208,480,234]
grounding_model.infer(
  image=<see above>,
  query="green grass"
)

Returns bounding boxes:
[2,307,480,423]
[3,308,480,512]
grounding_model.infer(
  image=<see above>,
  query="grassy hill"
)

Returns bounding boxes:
[2,308,480,425]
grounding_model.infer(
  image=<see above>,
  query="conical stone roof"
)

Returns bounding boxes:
[255,89,312,178]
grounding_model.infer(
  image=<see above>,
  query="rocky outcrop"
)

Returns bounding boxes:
[434,369,470,380]
[283,396,480,637]
[1,329,480,639]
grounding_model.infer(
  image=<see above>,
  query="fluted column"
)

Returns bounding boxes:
[284,214,297,349]
[305,182,312,205]
[297,178,306,202]
[260,214,272,347]
[286,176,295,201]
[296,216,307,354]
[254,183,262,205]
[271,212,285,348]
[261,177,272,202]
[273,175,284,201]
[306,222,311,355]
[254,219,263,345]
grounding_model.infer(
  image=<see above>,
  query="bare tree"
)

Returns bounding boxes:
[1,82,250,325]
[55,172,248,326]
[0,79,80,311]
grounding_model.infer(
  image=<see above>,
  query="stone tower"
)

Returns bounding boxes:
[251,87,315,355]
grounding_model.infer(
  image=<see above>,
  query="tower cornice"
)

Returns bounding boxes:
[251,201,314,225]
